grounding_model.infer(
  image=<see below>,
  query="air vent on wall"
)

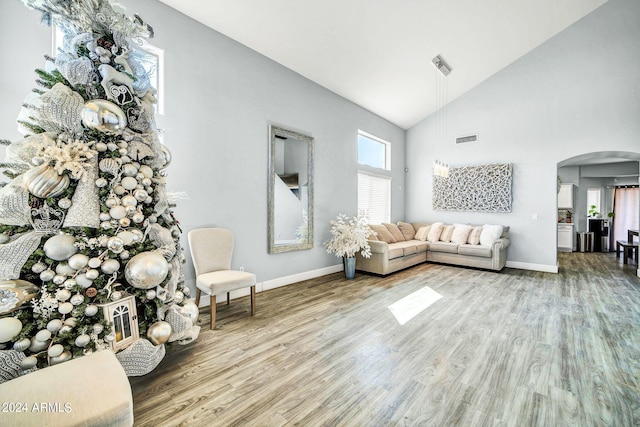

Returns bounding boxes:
[455,134,478,144]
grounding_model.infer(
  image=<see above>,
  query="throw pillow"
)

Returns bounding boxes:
[397,221,416,240]
[370,224,396,244]
[451,224,472,245]
[440,225,455,242]
[480,224,504,246]
[383,223,406,242]
[367,226,379,241]
[467,226,482,245]
[427,222,444,243]
[415,226,431,241]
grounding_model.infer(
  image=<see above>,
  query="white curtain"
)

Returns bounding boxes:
[612,187,639,243]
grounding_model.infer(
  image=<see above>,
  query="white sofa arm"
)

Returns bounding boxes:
[494,237,510,250]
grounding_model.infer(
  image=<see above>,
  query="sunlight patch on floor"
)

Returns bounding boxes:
[388,286,443,325]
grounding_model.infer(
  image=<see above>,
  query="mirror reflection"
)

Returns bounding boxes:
[268,125,314,253]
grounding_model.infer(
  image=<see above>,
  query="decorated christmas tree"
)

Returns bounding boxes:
[0,0,199,380]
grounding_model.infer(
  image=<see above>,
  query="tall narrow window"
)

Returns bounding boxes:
[587,188,601,217]
[357,131,391,223]
[612,187,639,243]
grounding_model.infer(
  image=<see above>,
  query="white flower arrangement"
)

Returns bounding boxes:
[324,213,376,258]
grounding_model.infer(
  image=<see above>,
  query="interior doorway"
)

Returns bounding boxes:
[557,151,640,276]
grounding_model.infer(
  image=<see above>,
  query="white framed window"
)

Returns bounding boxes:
[358,172,391,224]
[357,130,391,224]
[587,188,601,217]
[358,131,390,170]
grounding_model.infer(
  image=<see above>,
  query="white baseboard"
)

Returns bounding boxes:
[194,264,343,308]
[506,261,558,273]
[261,264,343,292]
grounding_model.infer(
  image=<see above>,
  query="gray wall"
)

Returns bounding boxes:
[406,0,640,271]
[0,0,406,290]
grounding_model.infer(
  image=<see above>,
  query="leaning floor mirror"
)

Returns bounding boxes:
[268,125,314,253]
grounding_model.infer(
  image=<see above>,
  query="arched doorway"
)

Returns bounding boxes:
[557,151,640,277]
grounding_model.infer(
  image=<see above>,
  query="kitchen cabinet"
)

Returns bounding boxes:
[558,224,574,252]
[558,184,575,209]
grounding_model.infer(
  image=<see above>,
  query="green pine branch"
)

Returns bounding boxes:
[0,139,11,146]
[17,120,46,135]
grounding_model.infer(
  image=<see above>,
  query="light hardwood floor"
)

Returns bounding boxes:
[130,252,640,426]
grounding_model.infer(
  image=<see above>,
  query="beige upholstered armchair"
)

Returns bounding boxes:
[187,228,256,329]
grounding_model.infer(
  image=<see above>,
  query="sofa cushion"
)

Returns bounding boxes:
[480,224,504,246]
[427,222,444,242]
[383,223,406,242]
[397,221,416,240]
[388,246,404,260]
[414,241,429,253]
[370,224,396,243]
[428,241,459,253]
[415,226,430,241]
[440,225,455,242]
[451,224,472,244]
[467,226,482,245]
[458,244,493,258]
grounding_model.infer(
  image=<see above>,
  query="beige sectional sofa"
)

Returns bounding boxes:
[355,221,510,275]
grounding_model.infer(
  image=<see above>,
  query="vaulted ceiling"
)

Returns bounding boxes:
[158,0,608,129]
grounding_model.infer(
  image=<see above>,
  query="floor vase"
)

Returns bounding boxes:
[343,257,356,279]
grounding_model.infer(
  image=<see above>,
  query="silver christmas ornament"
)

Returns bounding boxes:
[109,205,127,220]
[48,344,64,357]
[107,237,124,253]
[70,294,84,306]
[147,321,172,345]
[0,233,9,244]
[24,164,70,198]
[50,350,72,365]
[145,289,156,300]
[56,289,71,302]
[64,317,77,327]
[121,176,138,190]
[64,279,77,289]
[20,355,38,370]
[53,274,66,285]
[85,269,99,280]
[43,234,78,261]
[68,254,89,270]
[75,273,93,288]
[181,299,199,325]
[29,337,50,352]
[121,195,137,207]
[0,317,23,343]
[55,262,76,276]
[95,142,108,152]
[85,305,98,316]
[101,258,120,274]
[58,302,73,314]
[47,319,63,332]
[31,262,47,273]
[58,198,72,209]
[110,290,123,301]
[88,257,102,268]
[13,337,31,352]
[75,334,91,347]
[124,251,169,289]
[95,177,108,188]
[92,323,103,334]
[81,99,127,134]
[35,329,52,342]
[40,269,56,282]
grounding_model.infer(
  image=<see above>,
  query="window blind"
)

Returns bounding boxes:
[358,172,391,224]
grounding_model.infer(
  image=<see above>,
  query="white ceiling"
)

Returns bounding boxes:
[157,0,608,129]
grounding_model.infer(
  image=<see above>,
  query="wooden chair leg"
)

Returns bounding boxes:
[250,286,256,316]
[227,292,230,305]
[210,295,217,329]
[195,288,201,306]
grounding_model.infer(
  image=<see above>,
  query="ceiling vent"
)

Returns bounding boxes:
[455,134,478,144]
